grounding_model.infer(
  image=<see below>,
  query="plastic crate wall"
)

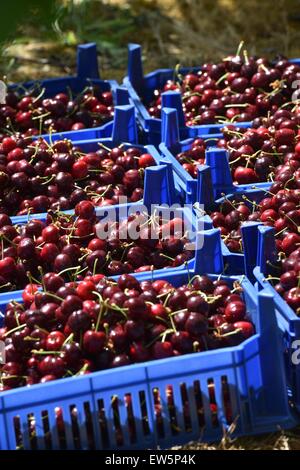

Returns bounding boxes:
[194,172,273,281]
[253,224,300,411]
[10,104,185,222]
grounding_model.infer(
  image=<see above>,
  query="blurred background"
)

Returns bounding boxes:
[1,0,300,82]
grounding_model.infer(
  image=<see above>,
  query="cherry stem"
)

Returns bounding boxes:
[63,333,74,346]
[92,258,99,276]
[26,271,41,286]
[43,291,63,302]
[75,363,89,376]
[163,292,172,307]
[58,265,81,277]
[169,314,177,333]
[37,266,46,290]
[215,72,229,86]
[266,276,280,281]
[161,328,174,343]
[31,350,61,355]
[4,323,27,337]
[160,253,175,262]
[33,325,49,334]
[98,142,111,152]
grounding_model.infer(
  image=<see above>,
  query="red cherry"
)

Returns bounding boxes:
[40,243,60,263]
[150,304,168,320]
[2,137,17,153]
[233,321,254,338]
[284,287,300,312]
[152,341,174,359]
[83,330,106,354]
[72,159,88,179]
[76,280,96,300]
[46,331,65,351]
[234,166,258,184]
[22,283,39,305]
[224,301,246,323]
[138,153,155,168]
[282,233,300,255]
[42,225,60,243]
[75,200,95,219]
[38,356,65,378]
[129,342,150,362]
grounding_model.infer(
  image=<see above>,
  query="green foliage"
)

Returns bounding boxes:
[52,0,136,65]
[1,0,300,82]
[0,1,56,42]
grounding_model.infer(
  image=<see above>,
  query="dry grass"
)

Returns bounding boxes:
[3,0,300,82]
[171,428,300,450]
[106,0,300,68]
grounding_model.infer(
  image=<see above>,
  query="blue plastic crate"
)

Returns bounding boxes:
[8,43,126,142]
[5,168,196,298]
[123,43,253,145]
[0,262,296,450]
[39,85,131,143]
[9,104,185,221]
[124,44,300,146]
[10,202,195,282]
[159,108,269,203]
[252,224,300,412]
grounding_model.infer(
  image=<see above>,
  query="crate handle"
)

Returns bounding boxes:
[161,107,180,148]
[241,222,264,282]
[161,91,185,129]
[127,43,144,95]
[77,43,99,79]
[256,225,277,276]
[143,164,178,209]
[205,147,234,198]
[112,105,137,144]
[115,86,130,106]
[196,164,215,209]
[194,228,224,274]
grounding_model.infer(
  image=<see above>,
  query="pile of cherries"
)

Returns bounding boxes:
[1,85,114,135]
[208,174,300,253]
[175,137,207,178]
[0,136,156,215]
[0,273,254,391]
[206,185,300,312]
[0,201,193,291]
[217,113,300,184]
[173,110,300,184]
[147,50,299,125]
[270,249,300,314]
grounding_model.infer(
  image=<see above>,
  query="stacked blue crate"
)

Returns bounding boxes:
[8,43,126,142]
[193,166,273,280]
[253,225,300,412]
[0,230,296,450]
[159,108,268,204]
[10,104,184,223]
[0,43,298,450]
[123,43,252,145]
